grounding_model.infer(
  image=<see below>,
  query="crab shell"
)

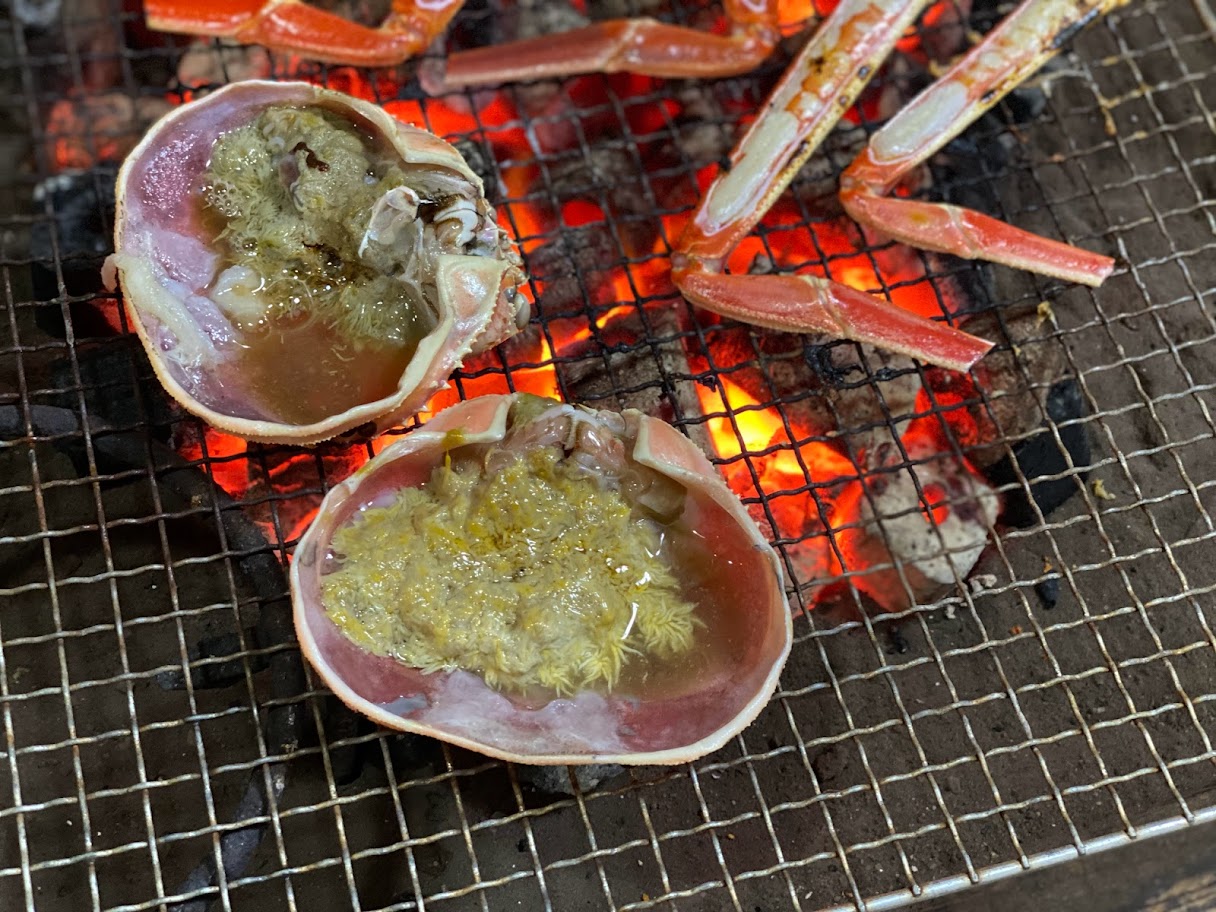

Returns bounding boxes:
[105,80,526,445]
[290,395,793,765]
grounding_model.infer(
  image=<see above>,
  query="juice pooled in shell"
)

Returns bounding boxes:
[197,104,437,425]
[319,397,752,704]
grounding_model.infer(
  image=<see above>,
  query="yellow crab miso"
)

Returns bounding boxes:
[321,436,698,696]
[197,104,438,424]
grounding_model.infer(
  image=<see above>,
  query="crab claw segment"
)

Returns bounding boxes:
[676,270,993,374]
[840,0,1122,285]
[144,0,465,68]
[438,17,779,89]
[841,191,1115,287]
[436,0,780,89]
[678,0,929,270]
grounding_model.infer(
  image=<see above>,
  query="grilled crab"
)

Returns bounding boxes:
[105,80,527,444]
[291,394,792,764]
[143,0,1120,372]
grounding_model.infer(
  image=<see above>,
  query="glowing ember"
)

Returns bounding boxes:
[47,94,171,171]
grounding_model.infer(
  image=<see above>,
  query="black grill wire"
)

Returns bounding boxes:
[3,0,1216,909]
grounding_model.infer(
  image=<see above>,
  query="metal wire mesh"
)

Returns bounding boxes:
[2,0,1216,909]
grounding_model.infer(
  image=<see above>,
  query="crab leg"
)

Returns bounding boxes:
[438,0,781,88]
[671,0,991,372]
[840,0,1122,286]
[145,0,466,68]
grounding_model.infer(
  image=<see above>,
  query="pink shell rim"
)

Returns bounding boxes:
[289,394,793,765]
[110,80,513,445]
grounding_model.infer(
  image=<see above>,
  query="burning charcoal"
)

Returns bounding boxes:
[443,0,589,133]
[548,147,638,206]
[823,434,999,612]
[923,306,1068,471]
[549,147,656,256]
[918,0,973,64]
[241,442,373,541]
[720,329,927,440]
[825,347,924,434]
[790,126,873,214]
[527,224,623,315]
[44,93,173,171]
[555,307,705,434]
[655,84,742,212]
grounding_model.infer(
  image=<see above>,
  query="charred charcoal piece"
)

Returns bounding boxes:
[155,632,269,691]
[986,378,1090,526]
[452,138,499,198]
[31,167,118,312]
[585,0,669,20]
[517,764,624,796]
[554,307,705,435]
[0,405,302,910]
[298,0,391,27]
[931,110,1015,225]
[1001,83,1049,125]
[1035,566,1061,609]
[503,0,589,42]
[527,224,623,316]
[387,732,436,772]
[885,625,910,655]
[49,342,176,438]
[549,147,656,257]
[323,696,374,786]
[923,306,1068,470]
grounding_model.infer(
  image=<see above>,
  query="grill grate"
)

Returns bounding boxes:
[3,0,1216,910]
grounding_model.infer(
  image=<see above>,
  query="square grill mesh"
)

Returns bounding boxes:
[2,0,1216,910]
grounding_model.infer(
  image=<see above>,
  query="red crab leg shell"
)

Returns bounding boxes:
[676,271,993,373]
[840,0,1123,285]
[669,0,996,371]
[436,0,780,88]
[438,18,778,88]
[145,0,466,68]
[842,193,1116,286]
[677,0,930,272]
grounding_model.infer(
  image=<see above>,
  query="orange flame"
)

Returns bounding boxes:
[696,375,853,497]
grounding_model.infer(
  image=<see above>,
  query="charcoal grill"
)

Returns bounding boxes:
[3,0,1216,909]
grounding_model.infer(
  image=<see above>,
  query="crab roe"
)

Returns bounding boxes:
[320,398,699,696]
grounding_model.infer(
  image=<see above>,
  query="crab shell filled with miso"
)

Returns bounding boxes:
[291,394,793,764]
[105,81,527,444]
